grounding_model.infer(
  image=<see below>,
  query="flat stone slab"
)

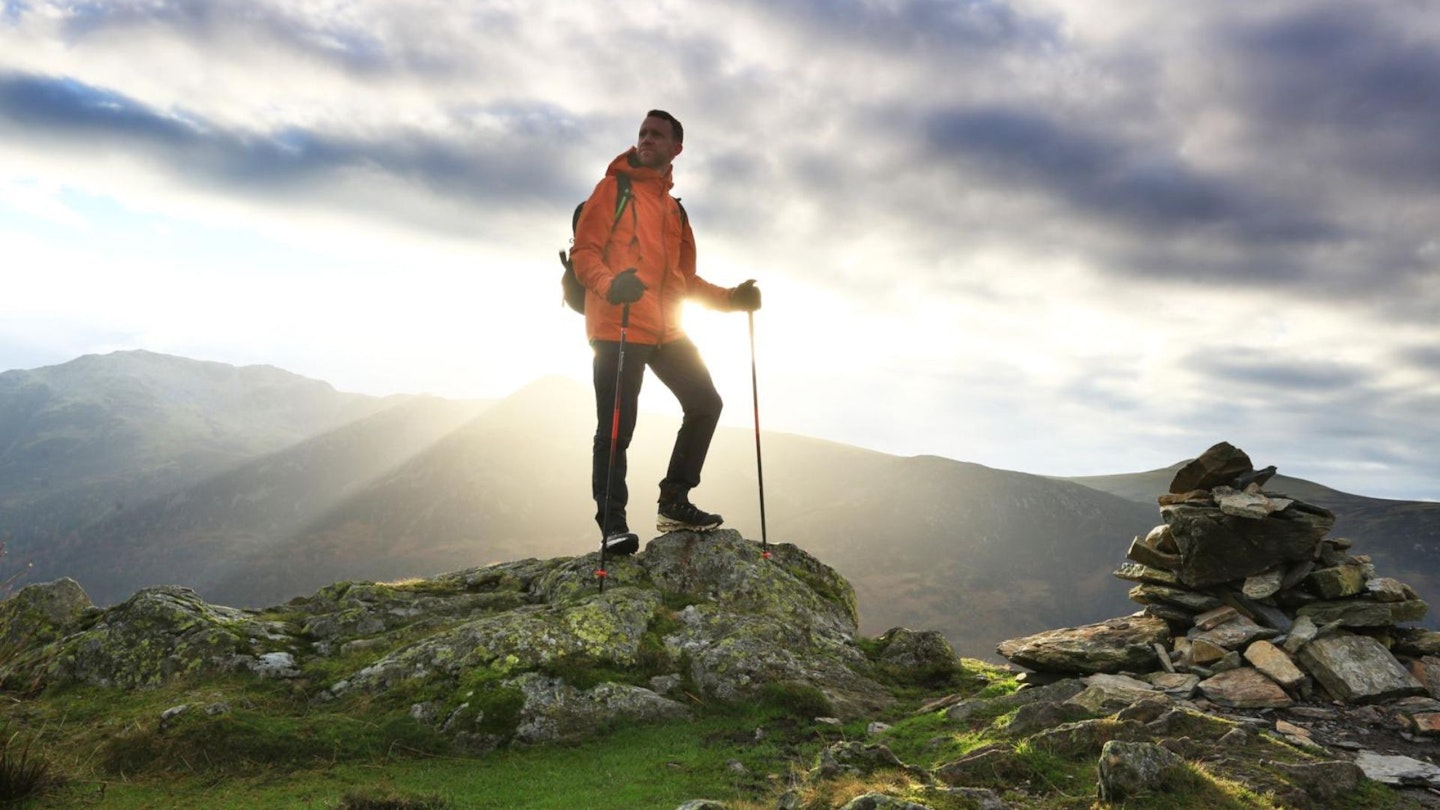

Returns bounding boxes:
[997,615,1170,675]
[1197,667,1292,709]
[1129,584,1223,613]
[1296,598,1429,628]
[1068,673,1163,715]
[1394,629,1440,657]
[1295,634,1426,704]
[1190,614,1277,651]
[1244,640,1306,690]
[1354,752,1440,788]
[1113,563,1180,587]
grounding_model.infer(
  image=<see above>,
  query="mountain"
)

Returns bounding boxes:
[0,350,393,553]
[29,371,1157,657]
[36,394,489,606]
[3,351,1436,661]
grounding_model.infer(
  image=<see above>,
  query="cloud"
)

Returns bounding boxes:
[0,70,591,236]
[2,0,1439,500]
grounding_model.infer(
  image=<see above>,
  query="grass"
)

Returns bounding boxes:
[23,703,826,809]
[1,634,1429,810]
[0,730,60,805]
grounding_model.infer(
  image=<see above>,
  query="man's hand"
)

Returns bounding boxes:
[730,279,761,312]
[607,268,646,305]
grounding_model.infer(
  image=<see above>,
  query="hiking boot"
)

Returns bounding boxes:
[657,497,723,533]
[602,530,640,556]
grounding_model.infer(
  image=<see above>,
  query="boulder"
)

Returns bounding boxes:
[1242,568,1285,600]
[1242,641,1306,691]
[1113,563,1180,587]
[1408,656,1440,699]
[1189,614,1276,651]
[1305,564,1367,599]
[1282,615,1319,654]
[1161,500,1333,588]
[1390,698,1440,737]
[1168,442,1254,493]
[1143,672,1200,698]
[870,627,960,674]
[1366,577,1415,602]
[1295,633,1426,704]
[1067,673,1162,716]
[1354,752,1440,788]
[0,577,96,657]
[1003,700,1094,736]
[996,615,1170,675]
[0,585,294,691]
[1296,598,1428,628]
[1026,719,1145,759]
[1197,667,1292,709]
[943,678,1086,723]
[1213,486,1291,520]
[1096,740,1186,802]
[815,741,907,778]
[0,530,900,752]
[511,673,689,745]
[1128,584,1223,613]
[1394,629,1440,657]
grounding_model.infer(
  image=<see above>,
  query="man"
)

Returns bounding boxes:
[569,109,761,555]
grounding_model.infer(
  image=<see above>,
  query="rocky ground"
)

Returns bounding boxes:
[3,448,1440,809]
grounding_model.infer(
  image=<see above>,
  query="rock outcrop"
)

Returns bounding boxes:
[0,531,903,748]
[998,442,1433,719]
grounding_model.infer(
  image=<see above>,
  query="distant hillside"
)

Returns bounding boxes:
[39,395,488,605]
[4,352,1436,659]
[0,350,392,552]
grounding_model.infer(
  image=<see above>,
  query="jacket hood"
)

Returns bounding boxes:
[607,148,673,193]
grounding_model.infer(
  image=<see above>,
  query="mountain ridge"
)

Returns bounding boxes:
[2,351,1435,660]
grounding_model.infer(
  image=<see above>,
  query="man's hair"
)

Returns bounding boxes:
[647,109,683,143]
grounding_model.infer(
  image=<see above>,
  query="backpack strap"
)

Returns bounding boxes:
[572,173,633,234]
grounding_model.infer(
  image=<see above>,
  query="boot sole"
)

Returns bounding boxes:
[656,517,723,533]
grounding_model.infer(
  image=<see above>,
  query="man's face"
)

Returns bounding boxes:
[635,116,682,170]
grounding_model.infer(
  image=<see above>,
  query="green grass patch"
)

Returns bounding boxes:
[98,706,449,776]
[28,709,813,810]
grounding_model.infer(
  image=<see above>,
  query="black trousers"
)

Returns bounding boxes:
[592,336,722,533]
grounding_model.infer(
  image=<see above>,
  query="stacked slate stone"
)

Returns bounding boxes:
[1000,442,1440,731]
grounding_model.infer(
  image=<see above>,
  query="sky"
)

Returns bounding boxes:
[2,1,1439,501]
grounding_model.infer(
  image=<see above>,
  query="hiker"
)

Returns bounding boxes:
[569,109,762,555]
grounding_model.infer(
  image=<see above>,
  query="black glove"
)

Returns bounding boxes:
[730,279,761,312]
[607,268,646,305]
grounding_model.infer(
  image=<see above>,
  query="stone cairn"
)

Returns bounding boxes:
[998,441,1440,736]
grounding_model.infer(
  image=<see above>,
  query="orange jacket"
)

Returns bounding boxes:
[570,149,733,344]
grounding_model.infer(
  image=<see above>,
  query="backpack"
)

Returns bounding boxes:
[558,173,686,314]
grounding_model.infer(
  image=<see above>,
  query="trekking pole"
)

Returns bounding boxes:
[748,310,770,560]
[597,304,631,591]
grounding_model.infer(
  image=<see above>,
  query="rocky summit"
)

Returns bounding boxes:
[0,531,924,749]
